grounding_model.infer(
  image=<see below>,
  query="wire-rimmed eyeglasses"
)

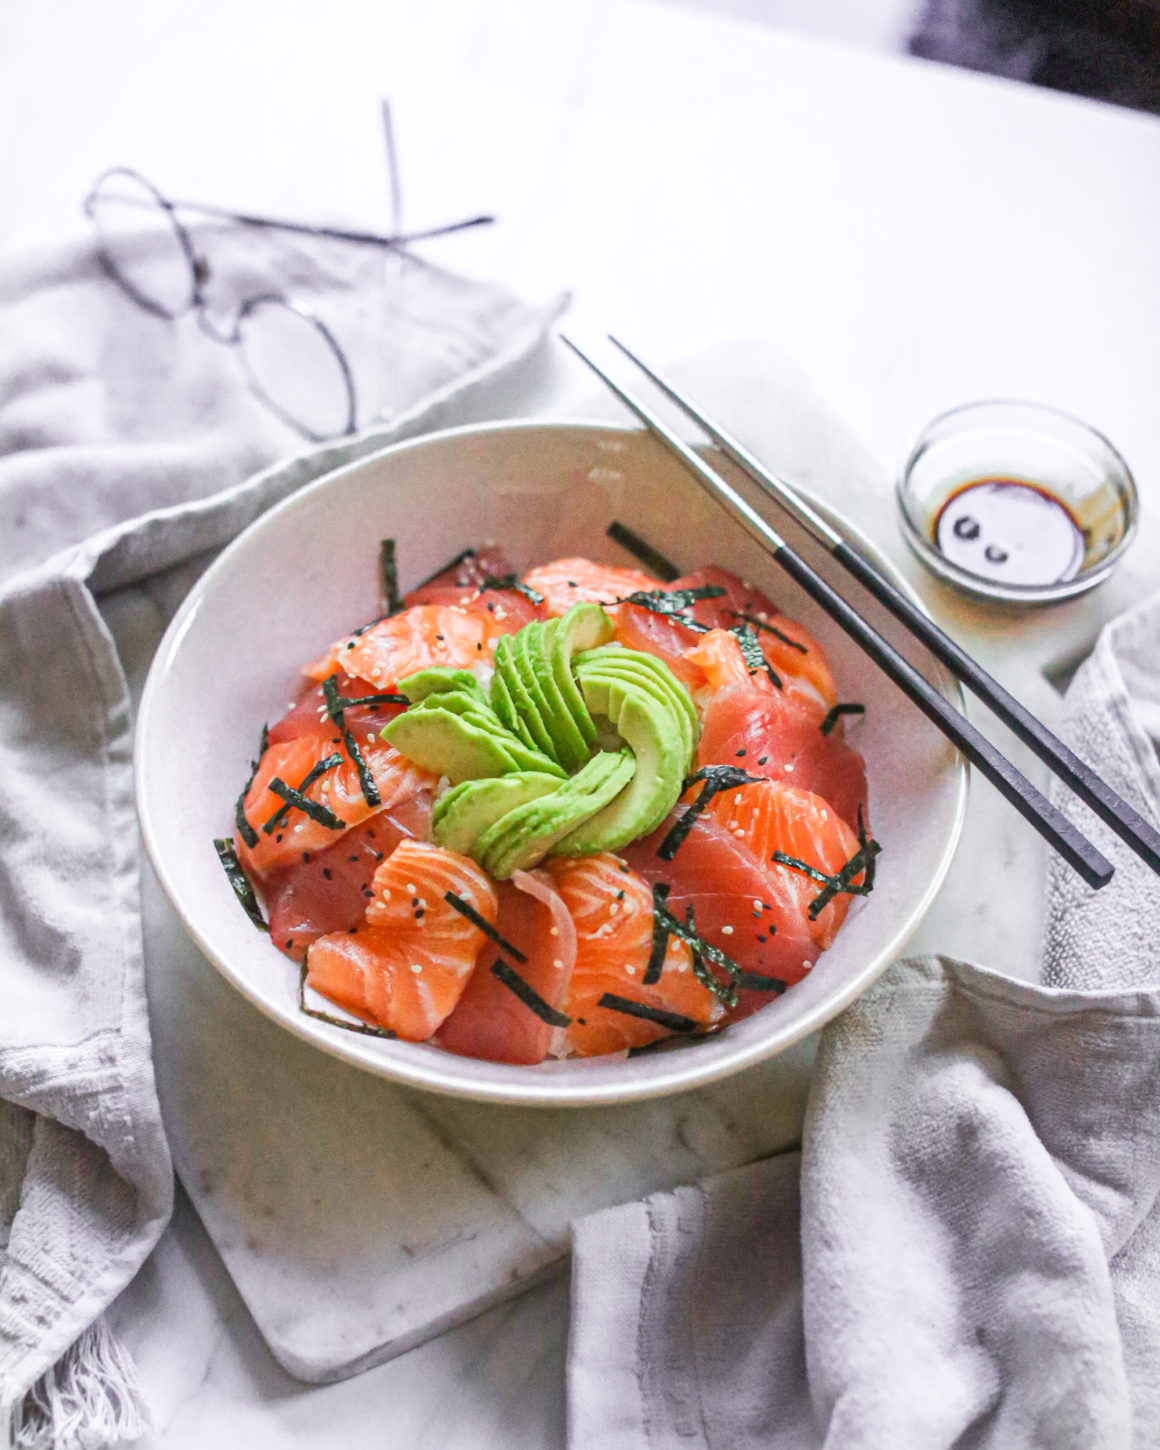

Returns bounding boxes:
[83,166,494,442]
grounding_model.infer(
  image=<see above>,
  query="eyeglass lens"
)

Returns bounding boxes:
[235,296,356,442]
[87,169,198,319]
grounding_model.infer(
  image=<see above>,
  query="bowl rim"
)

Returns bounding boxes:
[135,417,970,1106]
[896,397,1139,606]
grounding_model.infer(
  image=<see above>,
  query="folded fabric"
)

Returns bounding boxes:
[0,227,564,1448]
[569,593,1160,1450]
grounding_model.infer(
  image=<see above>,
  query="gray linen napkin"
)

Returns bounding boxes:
[568,593,1160,1450]
[0,229,563,1448]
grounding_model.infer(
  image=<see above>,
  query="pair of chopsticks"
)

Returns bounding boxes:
[561,334,1160,891]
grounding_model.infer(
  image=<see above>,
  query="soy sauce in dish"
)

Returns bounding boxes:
[932,477,1086,588]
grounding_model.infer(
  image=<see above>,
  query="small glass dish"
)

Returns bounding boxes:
[897,400,1138,605]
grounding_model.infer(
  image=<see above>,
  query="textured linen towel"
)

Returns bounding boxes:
[569,591,1160,1450]
[0,228,563,1448]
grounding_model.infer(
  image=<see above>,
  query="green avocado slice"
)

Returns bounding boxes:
[491,635,545,754]
[476,748,636,880]
[553,670,687,854]
[433,771,563,858]
[550,603,614,748]
[511,623,562,761]
[574,648,698,768]
[520,621,592,772]
[384,707,525,782]
[397,667,486,705]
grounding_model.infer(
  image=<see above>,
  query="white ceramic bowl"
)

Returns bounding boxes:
[136,421,967,1106]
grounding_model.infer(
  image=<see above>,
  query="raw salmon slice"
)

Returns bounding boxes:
[267,670,408,746]
[696,682,868,832]
[305,604,509,688]
[610,603,708,691]
[547,854,723,1056]
[673,566,836,708]
[236,720,437,878]
[305,840,498,1039]
[702,779,864,949]
[521,558,662,618]
[264,793,434,961]
[435,869,577,1064]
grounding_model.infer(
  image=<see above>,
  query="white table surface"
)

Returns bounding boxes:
[6,1,1160,1443]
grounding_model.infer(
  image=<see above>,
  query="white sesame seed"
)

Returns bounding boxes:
[549,926,559,937]
[753,899,763,911]
[625,964,636,975]
[552,959,563,969]
[721,925,734,935]
[405,883,416,893]
[784,762,794,772]
[608,903,619,916]
[802,959,812,971]
[411,963,423,974]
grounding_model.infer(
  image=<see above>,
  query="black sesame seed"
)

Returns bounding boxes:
[302,852,311,864]
[322,868,332,880]
[411,896,420,907]
[758,756,768,765]
[436,634,445,641]
[735,749,747,757]
[757,934,768,943]
[275,833,283,843]
[349,855,359,863]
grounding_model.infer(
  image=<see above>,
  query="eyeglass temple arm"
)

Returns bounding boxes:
[115,193,494,248]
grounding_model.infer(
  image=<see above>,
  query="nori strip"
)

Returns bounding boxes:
[213,838,268,932]
[444,891,528,962]
[234,722,270,849]
[807,838,882,919]
[657,765,765,860]
[627,1030,719,1058]
[491,958,572,1026]
[642,882,672,986]
[262,752,343,833]
[606,521,680,582]
[725,611,808,653]
[616,584,724,618]
[820,702,866,736]
[651,899,742,1008]
[298,963,397,1038]
[380,538,401,616]
[770,850,832,885]
[479,574,546,606]
[342,691,410,708]
[323,674,381,808]
[735,969,787,994]
[597,992,699,1034]
[732,623,782,689]
[266,777,345,832]
[857,802,878,893]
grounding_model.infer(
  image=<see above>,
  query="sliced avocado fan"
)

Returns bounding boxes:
[381,600,698,871]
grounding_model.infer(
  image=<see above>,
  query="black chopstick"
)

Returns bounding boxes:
[560,334,1114,891]
[607,335,1160,881]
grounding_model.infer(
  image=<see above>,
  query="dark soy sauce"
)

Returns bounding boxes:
[933,478,1085,587]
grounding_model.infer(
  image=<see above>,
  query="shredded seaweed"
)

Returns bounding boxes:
[647,899,741,1008]
[725,610,808,653]
[233,723,268,849]
[479,574,546,606]
[380,538,401,616]
[735,969,788,994]
[213,839,268,932]
[266,776,345,832]
[770,850,833,886]
[322,674,381,808]
[597,993,699,1034]
[616,585,724,621]
[606,521,680,582]
[820,702,866,736]
[857,802,878,893]
[642,882,673,985]
[657,765,766,861]
[262,753,344,834]
[297,963,397,1038]
[491,958,572,1026]
[341,691,410,708]
[807,838,882,919]
[626,1030,719,1057]
[731,623,783,689]
[444,891,528,962]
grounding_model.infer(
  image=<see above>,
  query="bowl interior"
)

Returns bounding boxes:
[136,421,966,1105]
